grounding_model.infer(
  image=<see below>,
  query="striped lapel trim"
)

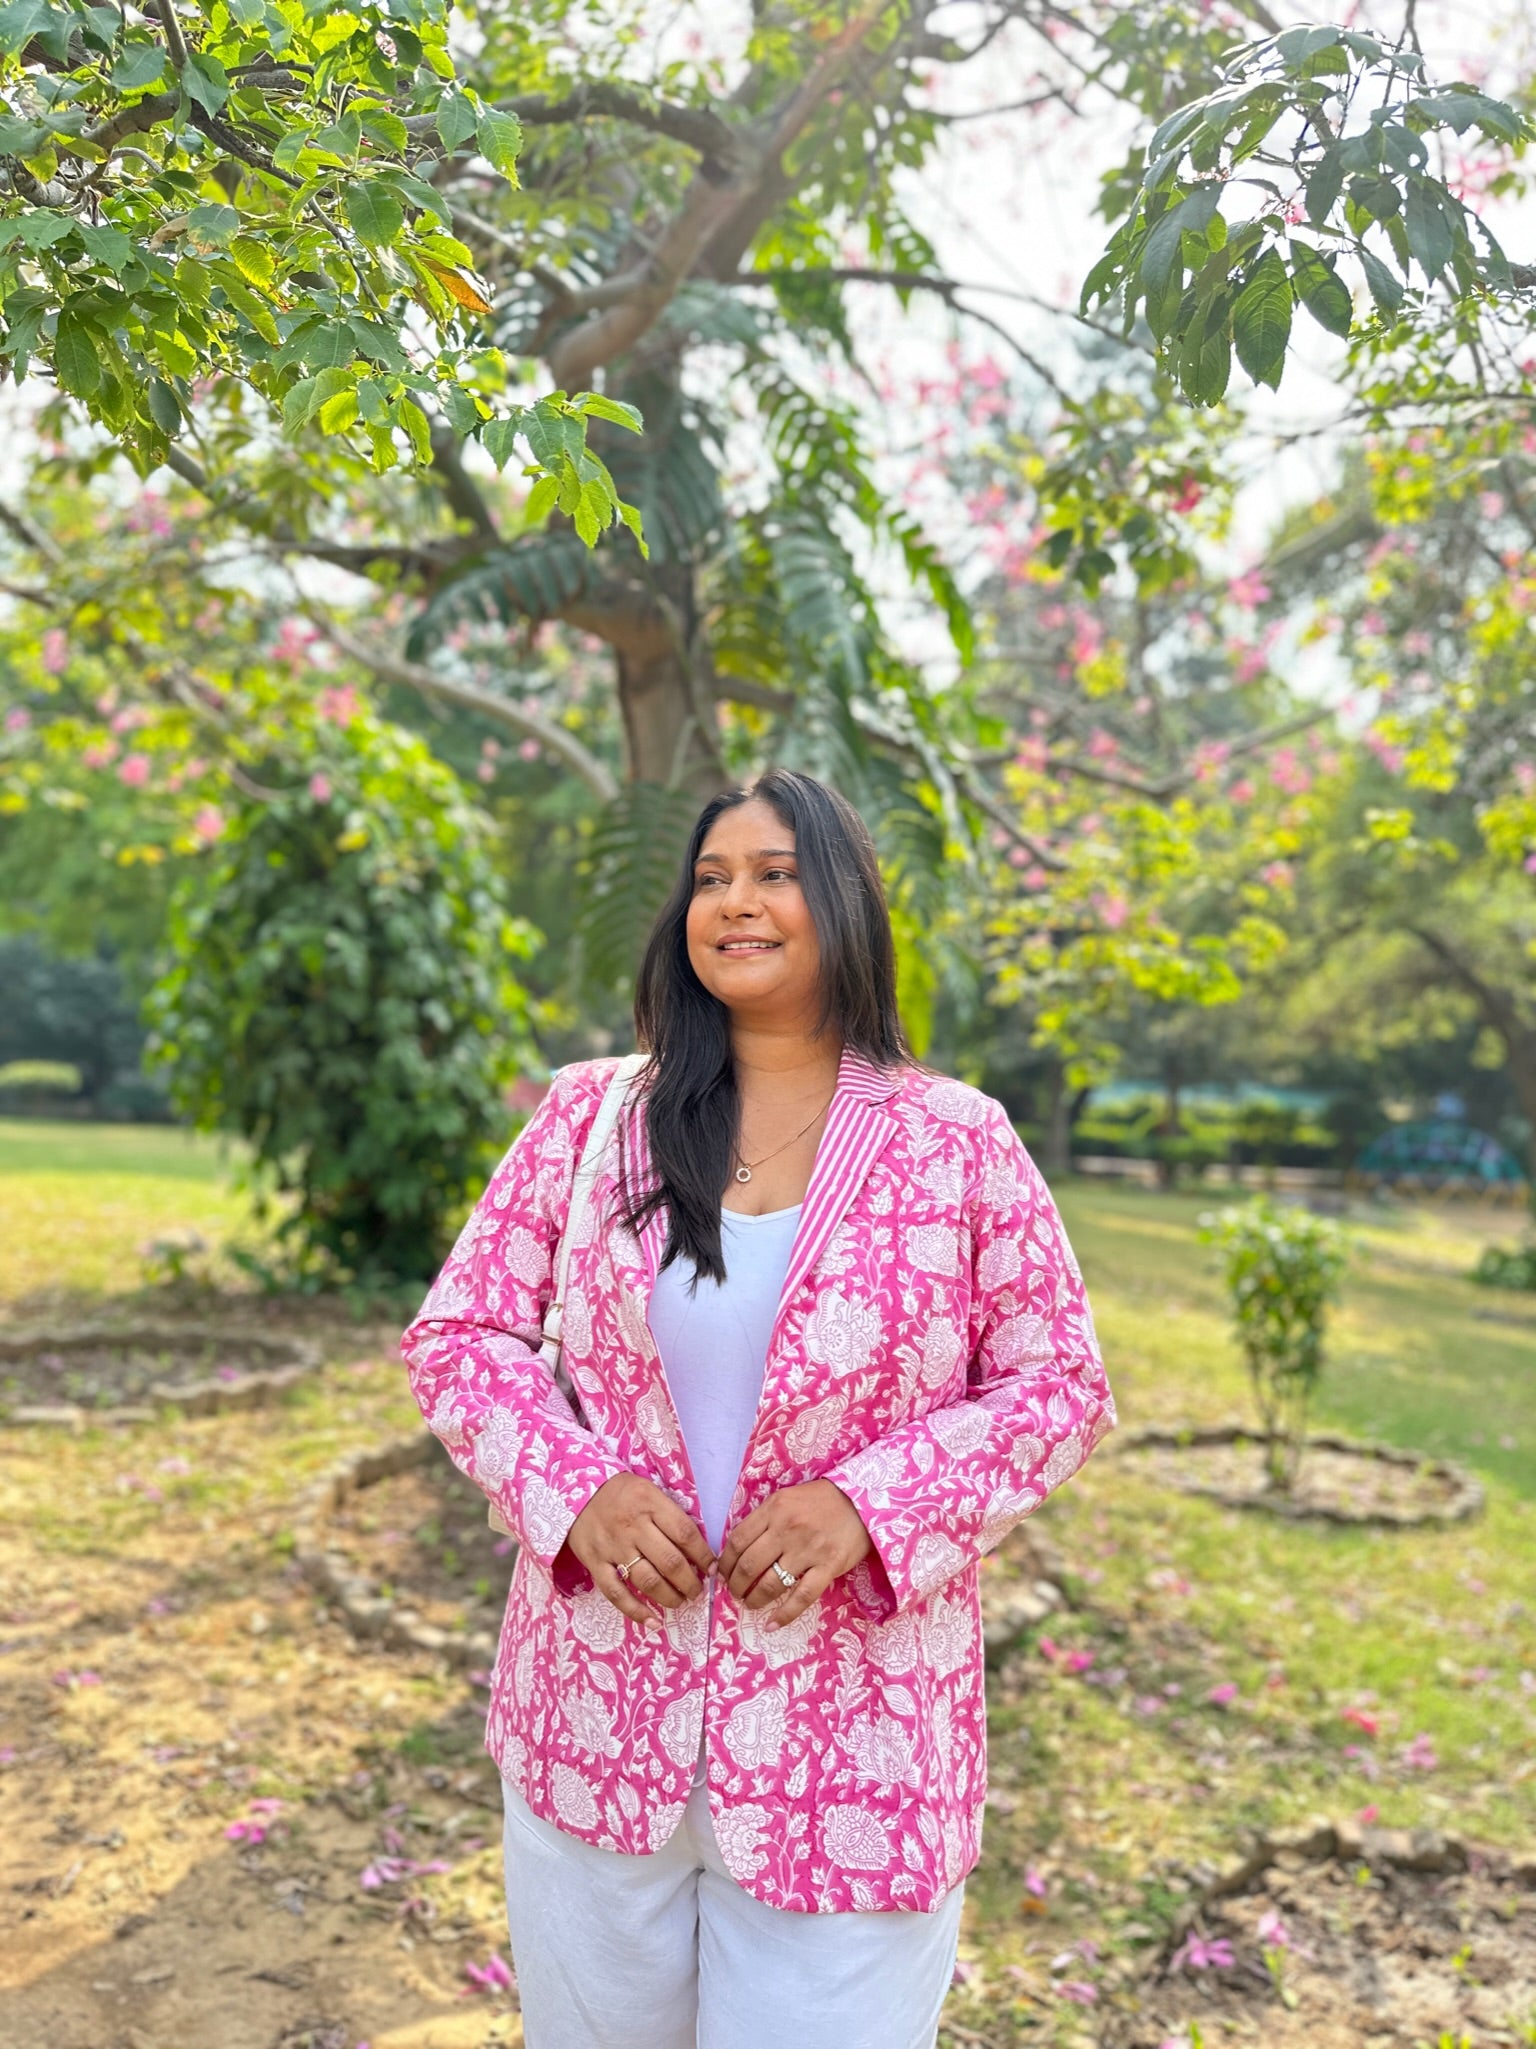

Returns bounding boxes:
[773,1049,901,1318]
[632,1049,901,1290]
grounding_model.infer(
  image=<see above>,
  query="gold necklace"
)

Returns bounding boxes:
[732,1096,833,1184]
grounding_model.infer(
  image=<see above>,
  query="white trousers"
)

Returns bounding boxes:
[501,1774,964,2049]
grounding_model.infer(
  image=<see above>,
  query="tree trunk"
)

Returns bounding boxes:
[1040,1058,1071,1180]
[615,640,728,798]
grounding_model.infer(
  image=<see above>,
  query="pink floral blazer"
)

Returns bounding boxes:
[401,1051,1114,1914]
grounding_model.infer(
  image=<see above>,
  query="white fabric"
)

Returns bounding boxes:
[501,1773,963,2049]
[647,1205,802,1552]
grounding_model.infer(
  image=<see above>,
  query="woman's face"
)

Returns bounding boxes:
[685,799,822,1030]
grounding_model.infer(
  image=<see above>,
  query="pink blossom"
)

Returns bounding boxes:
[1229,777,1255,804]
[1058,1980,1098,2005]
[1171,1933,1234,1971]
[1094,893,1129,930]
[1169,474,1203,514]
[1024,1864,1048,1899]
[1479,491,1505,522]
[1356,1803,1379,1824]
[1398,1732,1438,1772]
[518,738,540,761]
[118,752,151,787]
[360,1856,451,1889]
[1341,1706,1379,1736]
[1260,861,1293,889]
[192,806,225,844]
[307,772,333,803]
[1228,570,1272,610]
[247,1797,285,1817]
[41,627,69,673]
[1013,737,1048,774]
[4,706,30,732]
[51,1669,102,1689]
[84,739,118,768]
[468,1668,494,1687]
[1207,1682,1239,1707]
[1061,1649,1095,1675]
[1132,1694,1163,1717]
[1256,1908,1290,1949]
[316,683,360,727]
[464,1952,516,1993]
[224,1818,269,1845]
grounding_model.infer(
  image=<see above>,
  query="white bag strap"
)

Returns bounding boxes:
[541,1050,648,1359]
[488,1052,648,1540]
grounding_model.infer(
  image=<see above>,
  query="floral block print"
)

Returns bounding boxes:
[401,1051,1114,1913]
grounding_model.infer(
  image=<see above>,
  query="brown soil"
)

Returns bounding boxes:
[325,1453,515,1642]
[1124,1438,1469,1522]
[0,1329,306,1413]
[1105,1853,1536,2047]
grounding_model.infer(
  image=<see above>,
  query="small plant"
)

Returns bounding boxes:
[1471,1242,1536,1291]
[1199,1198,1349,1491]
[139,1228,212,1291]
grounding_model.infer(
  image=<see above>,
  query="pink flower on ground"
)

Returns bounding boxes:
[307,772,332,803]
[1132,1695,1163,1717]
[464,1952,516,1993]
[1023,1864,1048,1899]
[118,752,151,787]
[1061,1649,1095,1675]
[51,1669,102,1689]
[1256,1909,1290,1949]
[1342,1706,1379,1736]
[1399,1733,1438,1772]
[1171,1933,1234,1971]
[467,1668,493,1688]
[1356,1803,1379,1824]
[247,1798,285,1817]
[224,1819,268,1845]
[1058,1981,1098,2005]
[1207,1682,1239,1707]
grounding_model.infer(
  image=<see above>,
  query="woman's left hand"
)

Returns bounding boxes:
[718,1480,872,1629]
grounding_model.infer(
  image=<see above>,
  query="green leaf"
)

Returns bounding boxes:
[182,52,231,117]
[522,471,560,525]
[0,0,56,56]
[54,309,101,397]
[1412,87,1529,144]
[78,222,132,272]
[313,112,362,162]
[13,210,74,250]
[1305,150,1344,225]
[436,91,477,153]
[187,203,239,248]
[1142,184,1221,297]
[1359,244,1404,315]
[318,385,359,434]
[571,392,643,433]
[1276,25,1340,68]
[0,115,46,156]
[476,108,523,184]
[359,109,408,155]
[230,237,275,290]
[111,40,167,90]
[271,129,311,175]
[1175,290,1232,408]
[1402,177,1455,283]
[282,365,350,434]
[481,415,521,469]
[343,181,404,248]
[397,395,432,465]
[145,377,181,433]
[1288,241,1352,336]
[1232,247,1292,391]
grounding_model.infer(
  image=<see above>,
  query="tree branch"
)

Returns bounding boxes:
[429,424,499,541]
[309,615,620,805]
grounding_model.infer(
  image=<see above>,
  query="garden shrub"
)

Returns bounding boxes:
[146,714,535,1287]
[1198,1197,1350,1490]
[1471,1242,1536,1291]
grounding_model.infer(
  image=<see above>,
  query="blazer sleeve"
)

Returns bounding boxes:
[827,1096,1115,1617]
[399,1061,630,1582]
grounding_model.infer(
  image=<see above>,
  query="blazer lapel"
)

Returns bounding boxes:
[773,1049,901,1324]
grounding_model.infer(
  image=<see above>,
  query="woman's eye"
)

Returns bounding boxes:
[763,867,796,883]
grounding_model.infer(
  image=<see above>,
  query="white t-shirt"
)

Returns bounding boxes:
[646,1205,802,1553]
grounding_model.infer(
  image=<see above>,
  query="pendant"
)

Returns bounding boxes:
[735,1165,752,1183]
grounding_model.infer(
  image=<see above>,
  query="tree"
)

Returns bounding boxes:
[0,0,643,526]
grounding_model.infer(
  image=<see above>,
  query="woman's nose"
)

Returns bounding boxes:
[720,872,761,915]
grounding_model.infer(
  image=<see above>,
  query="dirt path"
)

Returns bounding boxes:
[0,1336,522,2049]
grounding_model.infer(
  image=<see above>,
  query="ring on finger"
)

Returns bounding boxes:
[615,1555,645,1583]
[770,1559,797,1589]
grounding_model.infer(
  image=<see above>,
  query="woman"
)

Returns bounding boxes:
[402,770,1114,2049]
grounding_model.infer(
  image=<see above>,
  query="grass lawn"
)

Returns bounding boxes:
[0,1119,256,1309]
[1,1129,1533,2046]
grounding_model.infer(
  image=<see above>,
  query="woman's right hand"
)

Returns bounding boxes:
[562,1473,715,1626]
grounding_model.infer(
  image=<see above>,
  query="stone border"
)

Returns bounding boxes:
[1113,1421,1485,1527]
[295,1429,1068,1671]
[0,1322,322,1427]
[292,1429,499,1671]
[1167,1812,1536,1950]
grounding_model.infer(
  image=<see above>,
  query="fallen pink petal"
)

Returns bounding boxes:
[464,1952,516,1993]
[1059,1980,1098,2005]
[1207,1682,1239,1706]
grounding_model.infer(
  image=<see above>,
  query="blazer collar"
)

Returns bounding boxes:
[632,1048,902,1287]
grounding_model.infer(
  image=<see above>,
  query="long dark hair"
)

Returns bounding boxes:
[622,769,908,1283]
